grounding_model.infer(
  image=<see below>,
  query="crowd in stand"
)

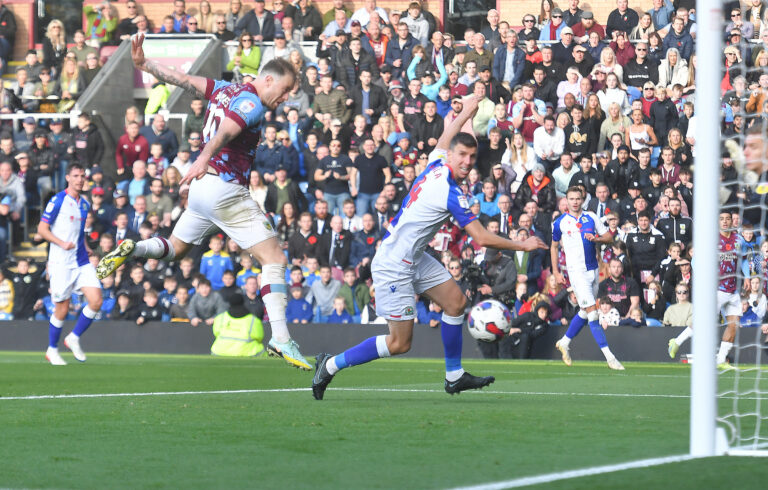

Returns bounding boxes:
[1,0,767,358]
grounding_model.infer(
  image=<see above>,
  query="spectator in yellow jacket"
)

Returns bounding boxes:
[211,294,265,357]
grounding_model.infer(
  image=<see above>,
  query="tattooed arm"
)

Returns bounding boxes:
[131,34,207,98]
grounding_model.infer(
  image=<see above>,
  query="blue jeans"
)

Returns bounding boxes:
[57,160,70,192]
[355,192,378,216]
[324,192,351,216]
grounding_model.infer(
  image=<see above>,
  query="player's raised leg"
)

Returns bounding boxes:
[97,234,187,279]
[63,285,103,362]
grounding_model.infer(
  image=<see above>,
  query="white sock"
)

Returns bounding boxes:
[446,369,465,382]
[133,237,176,261]
[675,327,693,346]
[717,341,734,364]
[601,346,615,361]
[559,336,571,347]
[326,356,339,375]
[261,264,290,343]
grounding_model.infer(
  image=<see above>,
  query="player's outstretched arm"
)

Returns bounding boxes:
[180,117,242,185]
[132,34,207,98]
[464,220,547,252]
[435,95,480,151]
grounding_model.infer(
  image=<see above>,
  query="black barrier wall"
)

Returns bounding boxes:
[2,322,765,364]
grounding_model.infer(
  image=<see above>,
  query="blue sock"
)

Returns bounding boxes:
[48,316,64,348]
[565,314,587,339]
[72,306,96,337]
[589,320,608,348]
[441,313,464,375]
[333,335,389,372]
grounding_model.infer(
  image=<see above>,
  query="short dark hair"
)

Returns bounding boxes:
[566,186,584,197]
[67,163,85,175]
[260,57,297,84]
[638,210,653,220]
[449,132,477,150]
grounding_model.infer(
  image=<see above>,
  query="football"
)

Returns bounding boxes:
[467,300,512,342]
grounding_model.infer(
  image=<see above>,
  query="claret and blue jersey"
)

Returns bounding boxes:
[552,211,606,272]
[379,149,476,266]
[202,79,266,185]
[41,190,90,268]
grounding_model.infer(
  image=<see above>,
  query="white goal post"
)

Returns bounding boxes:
[692,0,768,457]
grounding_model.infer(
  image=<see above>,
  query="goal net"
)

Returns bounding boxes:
[693,0,768,457]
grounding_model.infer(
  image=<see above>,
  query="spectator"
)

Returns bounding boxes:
[317,215,352,269]
[662,282,692,327]
[642,280,666,326]
[0,0,17,70]
[69,30,98,67]
[184,99,205,137]
[117,1,141,40]
[598,257,642,318]
[626,210,667,282]
[165,0,191,33]
[136,289,164,325]
[402,2,429,46]
[140,114,179,161]
[606,0,639,39]
[81,52,102,87]
[327,295,354,323]
[116,121,150,177]
[658,48,689,89]
[212,13,236,41]
[200,235,233,290]
[188,278,227,327]
[146,178,173,227]
[13,117,37,153]
[265,164,308,214]
[287,285,313,323]
[540,7,566,41]
[662,16,694,61]
[307,264,341,319]
[210,292,265,355]
[42,19,67,77]
[227,32,262,81]
[72,112,104,168]
[0,160,24,218]
[313,75,350,124]
[126,160,150,205]
[111,290,138,320]
[385,21,418,80]
[84,1,117,46]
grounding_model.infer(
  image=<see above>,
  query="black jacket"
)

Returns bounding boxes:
[0,6,17,50]
[317,230,353,268]
[287,230,319,262]
[649,99,679,146]
[73,124,105,167]
[348,83,388,119]
[235,10,276,40]
[514,171,557,215]
[656,214,693,248]
[264,179,308,214]
[626,229,667,279]
[412,116,444,155]
[338,49,380,90]
[294,5,323,41]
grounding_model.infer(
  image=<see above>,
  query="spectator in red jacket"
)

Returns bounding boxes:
[115,121,149,178]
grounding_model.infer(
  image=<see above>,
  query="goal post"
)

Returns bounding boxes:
[692,0,768,458]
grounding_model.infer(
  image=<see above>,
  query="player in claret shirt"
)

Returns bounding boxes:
[312,96,547,400]
[96,34,310,370]
[668,211,742,369]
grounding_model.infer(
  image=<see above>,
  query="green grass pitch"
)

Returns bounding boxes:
[1,352,766,489]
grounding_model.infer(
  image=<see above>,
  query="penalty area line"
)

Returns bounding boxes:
[448,454,698,490]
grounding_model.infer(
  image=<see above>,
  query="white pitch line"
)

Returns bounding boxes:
[448,454,698,490]
[0,387,693,401]
[0,386,763,402]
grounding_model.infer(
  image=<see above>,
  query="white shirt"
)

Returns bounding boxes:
[41,190,90,269]
[533,126,565,161]
[375,149,476,266]
[552,211,607,272]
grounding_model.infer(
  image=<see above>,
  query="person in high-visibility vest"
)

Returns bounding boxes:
[211,293,265,357]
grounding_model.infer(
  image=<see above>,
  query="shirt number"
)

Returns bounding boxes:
[202,107,225,142]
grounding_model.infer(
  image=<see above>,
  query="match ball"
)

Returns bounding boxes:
[467,300,512,342]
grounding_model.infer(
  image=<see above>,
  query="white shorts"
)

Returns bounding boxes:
[718,290,741,318]
[49,264,101,303]
[567,267,599,310]
[372,253,452,321]
[173,174,277,249]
